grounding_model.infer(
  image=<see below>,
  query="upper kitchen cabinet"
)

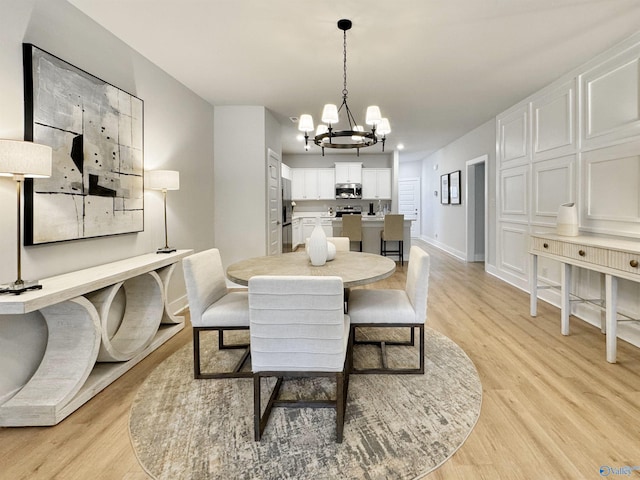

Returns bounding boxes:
[291,168,335,200]
[362,168,392,199]
[335,162,362,184]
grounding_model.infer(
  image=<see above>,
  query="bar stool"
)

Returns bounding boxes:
[380,214,404,265]
[341,214,362,252]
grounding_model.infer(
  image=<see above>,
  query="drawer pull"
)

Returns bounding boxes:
[543,243,549,249]
[631,259,639,268]
[578,250,586,257]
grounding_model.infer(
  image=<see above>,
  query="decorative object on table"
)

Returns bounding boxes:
[449,170,461,205]
[146,170,180,253]
[129,327,482,479]
[23,43,144,245]
[556,202,579,236]
[297,19,390,156]
[440,173,450,204]
[326,241,337,261]
[0,139,52,294]
[307,217,328,266]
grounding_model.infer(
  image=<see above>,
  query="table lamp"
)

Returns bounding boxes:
[146,169,180,253]
[0,139,52,294]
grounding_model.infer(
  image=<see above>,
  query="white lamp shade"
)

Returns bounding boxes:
[0,139,52,178]
[556,202,578,236]
[298,114,314,132]
[146,170,180,191]
[365,105,382,126]
[321,104,339,124]
[377,118,391,135]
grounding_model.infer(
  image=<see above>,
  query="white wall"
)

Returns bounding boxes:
[0,0,215,401]
[213,106,282,268]
[401,120,496,265]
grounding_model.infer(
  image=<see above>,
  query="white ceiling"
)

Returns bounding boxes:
[67,0,640,162]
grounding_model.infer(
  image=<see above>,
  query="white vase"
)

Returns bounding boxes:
[307,218,328,266]
[557,202,579,236]
[326,241,336,261]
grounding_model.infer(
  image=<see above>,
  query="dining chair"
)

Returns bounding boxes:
[327,236,350,252]
[182,248,251,379]
[249,275,350,443]
[380,214,404,265]
[341,214,362,251]
[347,245,430,374]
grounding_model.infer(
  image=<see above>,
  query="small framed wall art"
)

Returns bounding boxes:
[440,174,450,204]
[23,43,144,245]
[449,170,461,205]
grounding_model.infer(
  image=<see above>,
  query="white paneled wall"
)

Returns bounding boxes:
[495,32,640,343]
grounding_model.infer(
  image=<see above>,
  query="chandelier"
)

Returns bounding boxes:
[298,19,391,156]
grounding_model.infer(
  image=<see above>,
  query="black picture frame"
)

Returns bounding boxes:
[450,170,461,205]
[23,43,144,245]
[440,174,450,204]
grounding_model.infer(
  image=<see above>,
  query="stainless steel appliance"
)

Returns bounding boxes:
[335,205,362,217]
[335,183,362,199]
[282,178,293,252]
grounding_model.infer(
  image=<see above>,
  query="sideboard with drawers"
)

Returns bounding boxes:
[529,233,640,363]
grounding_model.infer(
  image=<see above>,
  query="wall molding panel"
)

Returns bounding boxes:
[498,106,530,168]
[533,80,576,161]
[532,155,575,225]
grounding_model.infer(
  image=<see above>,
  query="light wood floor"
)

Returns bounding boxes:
[1,244,640,479]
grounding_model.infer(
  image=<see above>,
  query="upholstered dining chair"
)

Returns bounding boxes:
[249,275,350,443]
[380,214,405,265]
[182,248,251,379]
[341,214,362,251]
[327,236,350,252]
[347,245,430,374]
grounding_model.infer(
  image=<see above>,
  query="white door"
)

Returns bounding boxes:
[267,149,281,255]
[398,178,421,237]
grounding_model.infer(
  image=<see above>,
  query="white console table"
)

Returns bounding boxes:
[529,234,640,363]
[0,249,192,426]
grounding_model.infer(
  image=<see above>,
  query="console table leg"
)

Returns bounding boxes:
[605,274,617,363]
[561,263,571,336]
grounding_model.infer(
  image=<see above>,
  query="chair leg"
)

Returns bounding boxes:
[351,325,424,374]
[253,376,286,441]
[193,327,252,379]
[193,328,202,378]
[336,371,344,443]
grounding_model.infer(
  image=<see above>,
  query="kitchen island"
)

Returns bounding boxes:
[331,215,413,261]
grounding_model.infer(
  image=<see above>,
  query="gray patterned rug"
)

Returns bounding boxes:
[129,327,482,480]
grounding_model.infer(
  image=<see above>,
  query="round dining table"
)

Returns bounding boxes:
[226,251,396,288]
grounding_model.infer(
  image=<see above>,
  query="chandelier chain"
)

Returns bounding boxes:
[342,28,348,98]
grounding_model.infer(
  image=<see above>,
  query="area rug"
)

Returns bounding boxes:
[129,327,482,480]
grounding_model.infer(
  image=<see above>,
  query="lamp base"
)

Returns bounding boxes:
[157,246,177,254]
[0,280,43,295]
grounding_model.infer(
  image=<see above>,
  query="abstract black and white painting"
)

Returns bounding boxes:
[23,44,144,245]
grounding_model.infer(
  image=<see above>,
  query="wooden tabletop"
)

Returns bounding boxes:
[226,251,396,288]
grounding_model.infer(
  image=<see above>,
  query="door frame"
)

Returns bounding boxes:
[465,154,488,262]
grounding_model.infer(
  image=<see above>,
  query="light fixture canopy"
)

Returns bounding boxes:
[298,19,390,156]
[0,139,52,294]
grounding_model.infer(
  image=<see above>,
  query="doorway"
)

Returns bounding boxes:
[465,155,487,262]
[398,178,421,237]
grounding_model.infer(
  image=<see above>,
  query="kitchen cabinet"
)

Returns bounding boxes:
[362,168,392,199]
[334,162,362,184]
[291,168,335,200]
[281,163,292,180]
